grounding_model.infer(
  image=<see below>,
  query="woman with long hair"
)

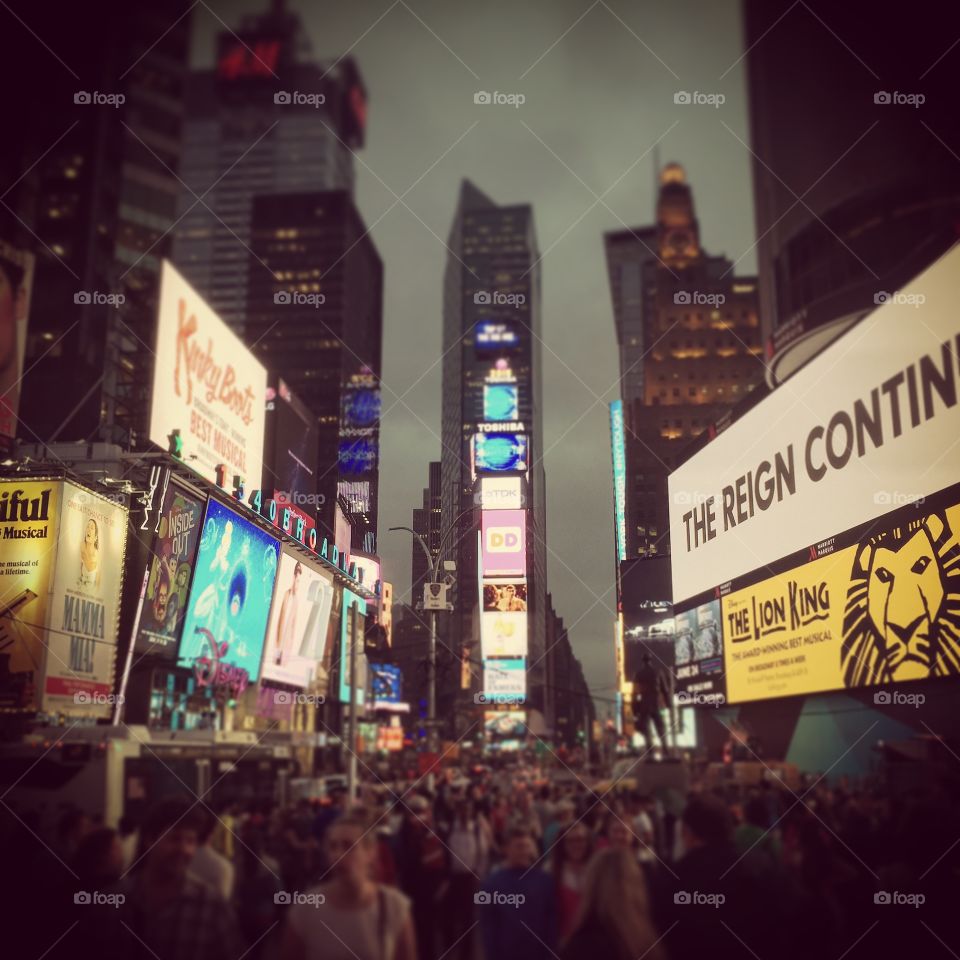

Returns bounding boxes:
[561,847,667,960]
[552,820,594,942]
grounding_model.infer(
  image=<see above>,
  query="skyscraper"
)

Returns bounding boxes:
[246,190,383,548]
[172,0,365,334]
[744,0,960,383]
[441,180,547,731]
[606,164,765,559]
[10,0,193,445]
[411,461,442,601]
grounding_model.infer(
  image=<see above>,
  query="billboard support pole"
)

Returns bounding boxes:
[347,601,358,806]
[114,566,149,725]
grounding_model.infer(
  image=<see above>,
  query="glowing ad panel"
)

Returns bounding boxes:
[481,510,526,577]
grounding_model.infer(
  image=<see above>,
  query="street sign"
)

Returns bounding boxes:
[423,582,449,611]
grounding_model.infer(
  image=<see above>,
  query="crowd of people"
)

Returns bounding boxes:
[8,758,960,959]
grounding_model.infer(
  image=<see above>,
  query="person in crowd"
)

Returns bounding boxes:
[542,798,574,852]
[117,813,139,871]
[733,793,780,866]
[73,826,125,888]
[280,811,417,960]
[54,807,91,864]
[442,799,491,960]
[235,814,285,960]
[552,820,594,941]
[191,808,235,899]
[103,797,244,960]
[394,794,448,960]
[561,847,666,960]
[480,825,557,960]
[633,794,658,866]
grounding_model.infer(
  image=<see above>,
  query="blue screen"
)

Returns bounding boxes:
[371,663,402,703]
[339,438,378,474]
[474,433,528,472]
[343,388,381,427]
[476,321,519,350]
[484,384,518,421]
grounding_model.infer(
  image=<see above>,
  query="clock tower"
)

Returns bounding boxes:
[656,163,702,266]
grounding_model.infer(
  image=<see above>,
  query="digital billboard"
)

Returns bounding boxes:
[264,377,318,533]
[338,438,378,474]
[610,400,627,562]
[475,321,519,351]
[135,483,205,659]
[0,241,33,445]
[338,588,367,705]
[45,483,129,716]
[668,245,960,605]
[351,552,381,591]
[0,481,61,710]
[480,611,528,658]
[674,599,724,698]
[620,556,674,679]
[478,476,523,509]
[482,581,527,612]
[177,499,281,694]
[261,550,334,688]
[482,658,526,702]
[481,510,526,577]
[371,662,407,711]
[342,384,381,428]
[484,383,518,422]
[484,710,527,738]
[151,261,267,486]
[474,433,528,473]
[720,482,960,704]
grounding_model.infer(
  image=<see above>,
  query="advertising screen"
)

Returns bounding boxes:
[177,499,281,693]
[261,550,334,688]
[484,710,527,737]
[343,385,381,428]
[0,241,33,445]
[45,483,129,716]
[482,658,526,702]
[610,400,627,562]
[721,481,960,704]
[481,510,526,577]
[0,481,60,710]
[151,261,267,486]
[475,321,519,351]
[135,483,205,659]
[351,552,381,591]
[668,245,960,605]
[474,433,528,473]
[482,581,527,612]
[674,599,724,698]
[620,556,674,679]
[484,384,518,422]
[338,438,378,474]
[371,662,407,711]
[264,378,318,532]
[338,589,368,705]
[480,611,528,658]
[478,477,523,509]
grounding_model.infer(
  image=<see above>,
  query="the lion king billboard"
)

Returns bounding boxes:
[716,481,960,704]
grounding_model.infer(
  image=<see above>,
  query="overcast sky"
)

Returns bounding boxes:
[198,0,758,713]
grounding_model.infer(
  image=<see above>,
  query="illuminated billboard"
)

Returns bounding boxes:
[476,321,519,351]
[339,589,367,705]
[371,662,408,711]
[177,499,281,694]
[719,481,960,704]
[481,510,526,577]
[484,384,518,422]
[668,245,960,605]
[351,552,381,591]
[482,658,526,702]
[482,581,527,612]
[610,400,627,562]
[474,433,528,473]
[484,710,527,737]
[0,240,33,445]
[46,483,129,716]
[151,261,267,486]
[674,599,724,698]
[261,550,334,688]
[338,438,378,474]
[478,476,523,509]
[135,483,205,659]
[480,611,528,658]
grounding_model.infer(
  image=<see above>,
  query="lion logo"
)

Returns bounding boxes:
[841,512,960,687]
